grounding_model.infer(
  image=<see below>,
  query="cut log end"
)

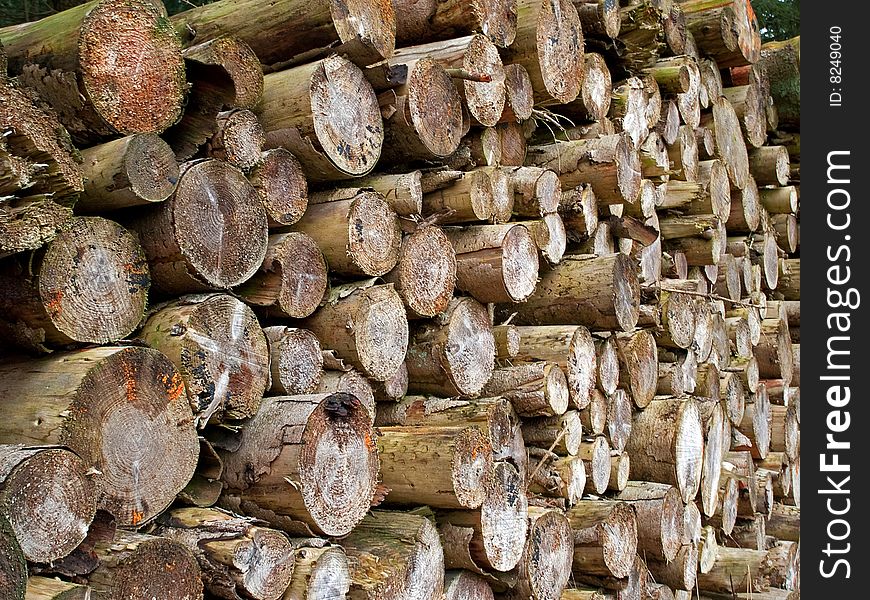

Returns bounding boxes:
[536,0,585,104]
[349,284,410,382]
[521,510,574,600]
[500,224,541,302]
[265,326,323,395]
[330,0,397,62]
[408,57,465,156]
[481,461,529,572]
[77,0,186,135]
[476,0,520,47]
[503,63,534,121]
[464,35,507,127]
[248,148,308,226]
[391,225,457,317]
[345,192,403,277]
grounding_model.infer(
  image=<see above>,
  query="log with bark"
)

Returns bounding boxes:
[394,0,518,48]
[579,435,611,495]
[504,507,574,600]
[282,542,350,600]
[0,0,187,143]
[0,346,199,527]
[681,0,761,68]
[444,570,495,600]
[219,393,379,537]
[523,411,584,457]
[482,362,570,418]
[569,501,638,581]
[263,327,324,396]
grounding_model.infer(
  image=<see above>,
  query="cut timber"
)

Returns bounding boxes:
[656,290,697,350]
[528,453,587,506]
[580,389,608,434]
[528,134,641,207]
[721,371,747,426]
[704,96,750,189]
[139,294,269,426]
[493,325,521,358]
[610,0,666,76]
[607,389,633,452]
[422,169,496,223]
[777,258,800,301]
[624,398,704,503]
[755,318,794,385]
[87,530,203,599]
[383,225,456,317]
[727,174,761,233]
[129,159,268,295]
[0,513,25,600]
[405,297,495,397]
[301,282,408,382]
[155,507,295,600]
[439,461,528,572]
[771,214,799,254]
[394,0,518,47]
[616,481,683,562]
[0,445,96,564]
[569,501,638,580]
[284,543,350,600]
[504,0,585,105]
[377,426,491,509]
[767,503,800,542]
[0,217,149,350]
[722,84,767,148]
[172,0,395,67]
[1,0,186,143]
[344,510,443,599]
[682,0,761,67]
[509,167,561,216]
[505,507,574,600]
[646,543,698,592]
[181,36,263,110]
[25,577,90,599]
[695,547,773,595]
[289,190,400,277]
[596,336,620,396]
[579,435,611,495]
[616,330,659,408]
[608,452,630,492]
[444,570,494,600]
[481,362,570,417]
[236,233,327,319]
[264,327,324,395]
[315,367,376,423]
[0,347,197,527]
[523,411,584,456]
[206,109,265,170]
[559,185,599,242]
[501,253,640,332]
[259,55,383,181]
[248,149,308,227]
[758,36,800,130]
[443,223,540,303]
[608,77,649,149]
[378,57,464,163]
[502,63,535,122]
[76,134,178,212]
[511,325,598,410]
[574,0,621,39]
[750,145,790,187]
[219,393,378,537]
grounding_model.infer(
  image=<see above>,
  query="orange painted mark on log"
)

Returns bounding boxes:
[44,290,64,317]
[162,372,186,403]
[122,359,138,403]
[364,432,375,451]
[130,510,144,525]
[745,0,756,23]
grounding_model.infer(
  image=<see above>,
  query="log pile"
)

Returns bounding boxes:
[0,1,799,599]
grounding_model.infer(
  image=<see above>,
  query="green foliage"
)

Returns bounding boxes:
[0,0,217,28]
[752,0,800,42]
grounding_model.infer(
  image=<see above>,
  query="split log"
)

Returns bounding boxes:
[505,507,574,600]
[523,411,584,457]
[757,37,800,130]
[656,290,697,350]
[736,383,772,460]
[616,481,683,562]
[624,397,704,503]
[76,134,178,213]
[248,149,308,227]
[316,368,376,423]
[755,318,794,385]
[0,217,149,351]
[154,507,295,600]
[172,0,395,68]
[0,346,198,527]
[283,543,350,600]
[562,52,612,122]
[727,175,762,233]
[264,328,323,397]
[259,55,383,181]
[611,0,667,74]
[406,297,495,397]
[1,0,186,143]
[504,0,585,105]
[301,282,408,382]
[770,214,799,254]
[0,445,96,564]
[579,435,611,495]
[236,232,328,320]
[219,393,379,537]
[574,0,621,39]
[443,223,540,303]
[444,570,495,600]
[482,362,570,418]
[500,253,640,332]
[509,167,561,216]
[86,530,203,599]
[129,159,268,295]
[569,501,638,580]
[383,225,457,318]
[609,77,650,149]
[139,294,269,426]
[377,426,492,509]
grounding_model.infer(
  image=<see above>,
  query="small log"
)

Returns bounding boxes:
[444,570,495,600]
[24,577,91,599]
[736,383,772,460]
[569,501,638,580]
[523,411,584,457]
[698,401,727,517]
[574,0,621,38]
[301,282,408,382]
[205,109,265,171]
[608,452,631,492]
[559,52,612,122]
[0,512,24,599]
[616,481,684,563]
[579,435,611,495]
[696,547,772,595]
[283,543,350,600]
[0,347,198,527]
[0,217,149,351]
[607,389,633,452]
[493,324,521,359]
[656,290,697,350]
[646,543,698,592]
[422,169,496,223]
[658,100,681,145]
[248,148,308,227]
[682,0,760,67]
[669,124,700,182]
[609,77,650,149]
[596,336,620,396]
[501,63,535,122]
[219,393,379,537]
[767,503,800,542]
[236,232,327,319]
[383,225,457,318]
[528,452,587,506]
[721,371,747,426]
[750,146,790,187]
[181,35,263,110]
[482,362,570,418]
[505,507,574,600]
[509,167,561,216]
[615,330,658,409]
[580,389,608,435]
[702,96,750,190]
[406,297,495,397]
[316,368,376,423]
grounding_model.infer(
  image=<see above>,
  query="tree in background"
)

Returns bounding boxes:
[751,0,800,42]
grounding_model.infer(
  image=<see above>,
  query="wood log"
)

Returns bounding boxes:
[0,197,74,262]
[504,0,585,105]
[0,346,198,527]
[575,53,613,122]
[702,96,750,190]
[595,336,620,396]
[281,543,350,600]
[202,109,265,172]
[0,445,96,564]
[528,452,587,506]
[669,124,700,182]
[755,318,794,385]
[246,149,308,228]
[315,367,376,424]
[647,543,698,592]
[560,589,614,599]
[259,55,383,181]
[443,223,540,303]
[523,411,584,457]
[1,0,186,143]
[769,404,799,461]
[301,282,408,382]
[500,253,640,332]
[76,134,178,213]
[609,77,650,149]
[501,63,535,122]
[574,0,621,39]
[770,214,798,254]
[696,547,775,595]
[406,297,494,397]
[616,481,683,562]
[624,398,704,503]
[264,327,324,396]
[656,290,697,350]
[377,426,492,509]
[172,0,395,68]
[236,232,327,320]
[749,146,790,187]
[722,83,767,148]
[422,169,497,223]
[24,577,91,599]
[509,167,561,216]
[154,507,295,600]
[611,0,667,74]
[444,570,495,600]
[720,371,747,426]
[86,529,203,599]
[504,507,574,600]
[482,362,570,418]
[219,393,379,537]
[129,159,268,295]
[0,217,149,351]
[569,501,638,580]
[579,435,611,495]
[493,325,521,359]
[658,100,681,145]
[681,0,760,67]
[580,389,608,435]
[382,225,456,318]
[439,460,529,572]
[767,503,799,542]
[607,389,633,453]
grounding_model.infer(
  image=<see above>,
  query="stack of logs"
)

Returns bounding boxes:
[0,0,800,599]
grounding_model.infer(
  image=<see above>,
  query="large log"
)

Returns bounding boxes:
[0,217,149,352]
[219,393,379,537]
[0,445,96,564]
[0,0,186,143]
[394,0,518,47]
[569,501,638,581]
[0,346,198,527]
[172,0,395,67]
[681,0,761,67]
[129,159,268,295]
[259,55,383,181]
[138,294,270,426]
[154,507,295,600]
